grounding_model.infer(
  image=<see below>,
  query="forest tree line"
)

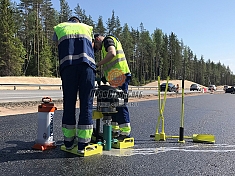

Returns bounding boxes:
[0,0,234,86]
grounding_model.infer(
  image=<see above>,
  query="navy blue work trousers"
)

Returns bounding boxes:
[112,75,131,125]
[61,63,95,127]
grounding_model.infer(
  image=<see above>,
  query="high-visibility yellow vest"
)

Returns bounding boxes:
[54,22,95,71]
[101,36,130,82]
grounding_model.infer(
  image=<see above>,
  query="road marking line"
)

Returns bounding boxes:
[103,144,235,156]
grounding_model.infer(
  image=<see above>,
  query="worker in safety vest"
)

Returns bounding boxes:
[94,34,131,140]
[53,16,95,153]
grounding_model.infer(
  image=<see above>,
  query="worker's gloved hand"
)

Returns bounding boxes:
[95,77,101,86]
[96,69,101,74]
[101,76,107,84]
[95,65,101,73]
[95,77,101,82]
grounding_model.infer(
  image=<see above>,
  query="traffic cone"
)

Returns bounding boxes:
[32,97,57,150]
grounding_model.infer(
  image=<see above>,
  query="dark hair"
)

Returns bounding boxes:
[94,34,100,39]
[68,16,80,22]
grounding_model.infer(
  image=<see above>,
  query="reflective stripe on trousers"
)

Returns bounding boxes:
[119,123,131,135]
[62,124,76,142]
[77,124,93,143]
[111,122,119,132]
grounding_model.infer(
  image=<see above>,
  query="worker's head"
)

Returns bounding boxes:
[68,16,81,23]
[94,34,103,52]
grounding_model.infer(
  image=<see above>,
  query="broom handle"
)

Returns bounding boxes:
[179,79,185,141]
[155,75,161,134]
[179,57,186,142]
[160,75,169,133]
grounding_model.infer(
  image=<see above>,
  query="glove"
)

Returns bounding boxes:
[95,77,101,82]
[101,76,107,84]
[96,69,101,74]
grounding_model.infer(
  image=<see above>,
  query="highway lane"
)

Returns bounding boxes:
[0,89,197,103]
[0,90,63,103]
[1,93,235,175]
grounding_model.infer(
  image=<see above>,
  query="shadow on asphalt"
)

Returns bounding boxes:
[0,140,84,163]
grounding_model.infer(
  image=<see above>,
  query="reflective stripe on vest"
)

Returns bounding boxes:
[101,36,130,81]
[60,53,95,65]
[77,124,93,143]
[53,22,95,69]
[58,34,92,45]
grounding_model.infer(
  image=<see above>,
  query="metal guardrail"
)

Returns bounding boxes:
[129,86,158,90]
[0,83,160,90]
[0,83,194,91]
[0,83,199,90]
[0,83,62,90]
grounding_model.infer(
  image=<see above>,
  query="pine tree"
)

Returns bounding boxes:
[0,0,26,76]
[74,3,94,26]
[106,10,116,35]
[153,28,163,80]
[95,16,106,34]
[42,0,59,77]
[130,28,140,84]
[159,34,169,79]
[59,0,71,23]
[39,37,52,76]
[106,10,122,38]
[94,16,106,65]
[42,0,58,40]
[119,23,134,82]
[199,56,206,85]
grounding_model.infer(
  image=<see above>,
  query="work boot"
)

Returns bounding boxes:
[77,142,89,154]
[65,137,77,150]
[116,134,130,141]
[77,149,85,154]
[112,131,119,138]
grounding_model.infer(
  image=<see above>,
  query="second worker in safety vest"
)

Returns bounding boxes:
[94,34,131,140]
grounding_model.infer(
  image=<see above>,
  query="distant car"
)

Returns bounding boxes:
[190,84,201,91]
[208,85,217,91]
[225,86,234,93]
[231,87,235,94]
[160,83,176,92]
[224,85,233,93]
[223,85,229,91]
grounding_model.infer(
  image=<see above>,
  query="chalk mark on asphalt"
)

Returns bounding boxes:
[102,144,235,156]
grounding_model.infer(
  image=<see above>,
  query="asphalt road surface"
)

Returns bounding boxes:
[1,93,235,175]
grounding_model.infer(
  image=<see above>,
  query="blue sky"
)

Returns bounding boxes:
[15,0,235,73]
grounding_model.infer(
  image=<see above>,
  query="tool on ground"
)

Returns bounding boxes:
[177,78,215,143]
[32,97,57,150]
[150,66,171,141]
[61,143,103,157]
[150,60,215,144]
[179,75,185,143]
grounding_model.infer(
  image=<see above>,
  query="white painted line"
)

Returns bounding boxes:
[102,144,235,156]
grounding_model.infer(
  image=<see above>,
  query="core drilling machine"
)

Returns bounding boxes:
[91,75,134,151]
